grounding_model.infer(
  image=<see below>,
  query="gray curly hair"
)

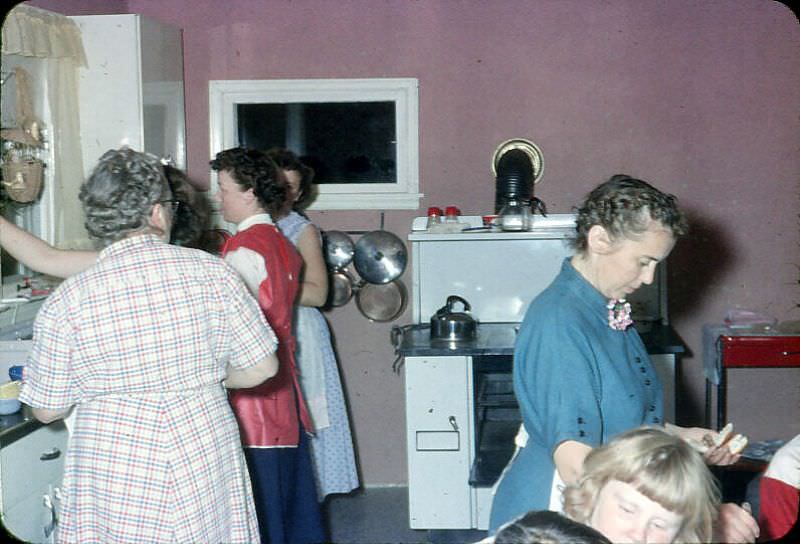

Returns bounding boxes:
[79,147,169,247]
[572,175,689,253]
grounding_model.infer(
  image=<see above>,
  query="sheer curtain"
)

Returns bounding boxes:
[2,4,88,247]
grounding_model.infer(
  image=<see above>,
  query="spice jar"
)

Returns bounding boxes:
[426,206,443,230]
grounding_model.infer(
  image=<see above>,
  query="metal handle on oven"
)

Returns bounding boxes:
[448,416,459,431]
[40,447,61,461]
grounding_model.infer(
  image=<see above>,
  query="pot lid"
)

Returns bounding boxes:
[354,230,408,284]
[323,230,355,270]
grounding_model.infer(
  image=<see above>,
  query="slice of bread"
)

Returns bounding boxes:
[727,434,749,455]
[714,422,734,446]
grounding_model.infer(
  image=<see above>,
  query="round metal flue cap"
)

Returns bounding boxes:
[492,138,544,184]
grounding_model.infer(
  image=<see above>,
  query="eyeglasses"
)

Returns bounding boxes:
[159,199,181,213]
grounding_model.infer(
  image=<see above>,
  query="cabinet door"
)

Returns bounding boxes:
[140,16,187,169]
[1,421,68,542]
[71,14,144,179]
[405,356,473,528]
[2,488,57,543]
[71,14,186,174]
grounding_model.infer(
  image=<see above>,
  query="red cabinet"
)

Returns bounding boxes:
[719,335,800,368]
[707,334,800,429]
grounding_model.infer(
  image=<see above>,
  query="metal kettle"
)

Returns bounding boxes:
[430,295,478,341]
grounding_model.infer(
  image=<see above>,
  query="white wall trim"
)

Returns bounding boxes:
[209,78,422,211]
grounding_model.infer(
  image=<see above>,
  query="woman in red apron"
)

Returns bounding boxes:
[211,147,325,544]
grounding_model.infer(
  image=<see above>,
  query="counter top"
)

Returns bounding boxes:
[0,406,42,448]
[397,322,684,357]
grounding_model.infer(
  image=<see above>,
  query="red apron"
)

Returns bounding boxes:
[223,223,313,446]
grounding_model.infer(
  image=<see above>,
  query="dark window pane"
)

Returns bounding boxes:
[237,102,396,185]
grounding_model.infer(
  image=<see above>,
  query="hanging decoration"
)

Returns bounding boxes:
[1,66,46,204]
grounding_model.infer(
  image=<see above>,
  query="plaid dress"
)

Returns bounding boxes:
[19,235,277,544]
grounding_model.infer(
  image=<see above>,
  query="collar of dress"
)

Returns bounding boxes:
[98,234,163,260]
[236,213,274,233]
[561,258,632,331]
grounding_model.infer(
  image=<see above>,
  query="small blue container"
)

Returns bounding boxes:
[8,366,24,381]
[0,398,21,415]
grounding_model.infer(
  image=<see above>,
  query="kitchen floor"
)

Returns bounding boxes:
[324,475,764,544]
[324,486,487,544]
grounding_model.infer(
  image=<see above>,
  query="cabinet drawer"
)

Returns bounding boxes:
[720,335,800,368]
[416,431,460,451]
[1,421,68,509]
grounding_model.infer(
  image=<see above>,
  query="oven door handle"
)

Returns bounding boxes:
[448,415,459,431]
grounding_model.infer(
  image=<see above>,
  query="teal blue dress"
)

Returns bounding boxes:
[488,258,664,533]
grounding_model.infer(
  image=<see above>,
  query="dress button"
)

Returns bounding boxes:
[649,405,655,412]
[644,379,651,386]
[635,357,641,363]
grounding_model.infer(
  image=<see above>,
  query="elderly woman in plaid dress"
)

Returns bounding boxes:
[19,147,278,543]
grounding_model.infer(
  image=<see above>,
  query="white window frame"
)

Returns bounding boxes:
[209,78,422,210]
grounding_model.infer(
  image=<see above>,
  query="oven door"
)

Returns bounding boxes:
[469,355,520,487]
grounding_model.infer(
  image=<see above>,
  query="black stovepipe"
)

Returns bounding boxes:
[494,148,535,214]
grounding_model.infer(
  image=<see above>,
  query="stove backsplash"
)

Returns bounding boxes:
[409,214,668,326]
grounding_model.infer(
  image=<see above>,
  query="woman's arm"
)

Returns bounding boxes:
[0,216,97,278]
[554,440,593,485]
[32,406,71,424]
[293,224,329,307]
[223,353,279,389]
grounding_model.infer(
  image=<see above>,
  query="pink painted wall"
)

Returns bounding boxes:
[22,0,800,485]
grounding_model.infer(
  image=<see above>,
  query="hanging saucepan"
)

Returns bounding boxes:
[326,267,357,308]
[356,279,408,322]
[323,230,356,270]
[353,230,408,284]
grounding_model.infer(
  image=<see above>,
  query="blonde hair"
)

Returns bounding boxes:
[563,426,720,543]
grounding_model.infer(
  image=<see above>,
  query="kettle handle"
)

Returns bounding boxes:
[446,295,471,313]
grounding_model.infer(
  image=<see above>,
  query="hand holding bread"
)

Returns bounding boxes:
[665,422,749,466]
[710,422,749,454]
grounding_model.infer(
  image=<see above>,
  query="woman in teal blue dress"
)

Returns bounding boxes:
[489,175,759,543]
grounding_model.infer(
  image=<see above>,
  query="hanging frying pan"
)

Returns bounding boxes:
[355,279,408,322]
[327,267,357,308]
[353,230,408,284]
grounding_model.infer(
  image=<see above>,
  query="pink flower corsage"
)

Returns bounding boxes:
[607,299,633,331]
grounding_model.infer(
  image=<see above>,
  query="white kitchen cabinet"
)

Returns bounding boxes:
[70,14,186,173]
[0,421,68,543]
[405,355,474,529]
